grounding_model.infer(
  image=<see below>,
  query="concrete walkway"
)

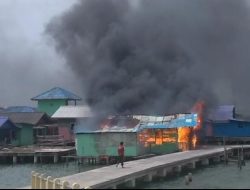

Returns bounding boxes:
[23,145,250,189]
[59,146,228,188]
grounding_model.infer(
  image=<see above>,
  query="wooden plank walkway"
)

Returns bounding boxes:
[0,146,75,155]
[58,146,229,189]
[0,146,76,164]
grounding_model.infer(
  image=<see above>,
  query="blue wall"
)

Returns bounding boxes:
[210,120,250,137]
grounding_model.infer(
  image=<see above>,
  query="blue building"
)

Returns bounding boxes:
[205,105,250,141]
[0,117,20,145]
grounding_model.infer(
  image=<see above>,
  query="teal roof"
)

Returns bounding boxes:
[31,87,82,101]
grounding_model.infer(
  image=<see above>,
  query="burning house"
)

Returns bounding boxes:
[75,113,198,158]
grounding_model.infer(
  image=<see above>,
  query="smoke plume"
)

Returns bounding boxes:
[46,0,250,115]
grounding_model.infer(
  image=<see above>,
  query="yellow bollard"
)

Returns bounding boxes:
[40,174,46,189]
[35,173,41,189]
[72,183,81,189]
[61,181,70,189]
[31,171,36,189]
[84,186,91,189]
[47,176,54,189]
[54,178,61,189]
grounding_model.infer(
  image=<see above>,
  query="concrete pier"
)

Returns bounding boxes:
[13,155,17,164]
[157,168,168,177]
[24,145,250,189]
[58,147,232,189]
[34,155,38,164]
[187,161,196,169]
[201,158,210,166]
[53,154,59,163]
[213,156,221,163]
[144,173,153,182]
[173,165,182,173]
[125,179,136,188]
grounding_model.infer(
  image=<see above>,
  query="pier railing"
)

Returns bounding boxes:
[31,171,87,189]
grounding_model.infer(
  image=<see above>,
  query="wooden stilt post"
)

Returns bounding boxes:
[223,136,228,164]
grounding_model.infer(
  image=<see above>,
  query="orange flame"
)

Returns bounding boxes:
[139,129,177,147]
[177,101,205,150]
[192,134,197,147]
[191,101,205,148]
[138,101,205,150]
[178,127,192,151]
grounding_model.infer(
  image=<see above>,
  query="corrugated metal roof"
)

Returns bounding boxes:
[75,116,140,133]
[0,112,50,125]
[75,113,197,133]
[133,114,188,124]
[88,125,140,133]
[140,113,198,129]
[100,116,140,128]
[5,106,37,113]
[52,105,94,118]
[31,87,82,101]
[208,105,235,121]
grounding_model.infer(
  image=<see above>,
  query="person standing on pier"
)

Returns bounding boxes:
[116,141,125,168]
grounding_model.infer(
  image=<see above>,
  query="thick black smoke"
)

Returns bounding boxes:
[46,0,250,115]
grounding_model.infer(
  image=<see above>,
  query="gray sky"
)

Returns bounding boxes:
[1,0,250,115]
[0,0,82,108]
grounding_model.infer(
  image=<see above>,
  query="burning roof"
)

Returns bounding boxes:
[138,113,198,129]
[98,116,141,133]
[76,113,198,133]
